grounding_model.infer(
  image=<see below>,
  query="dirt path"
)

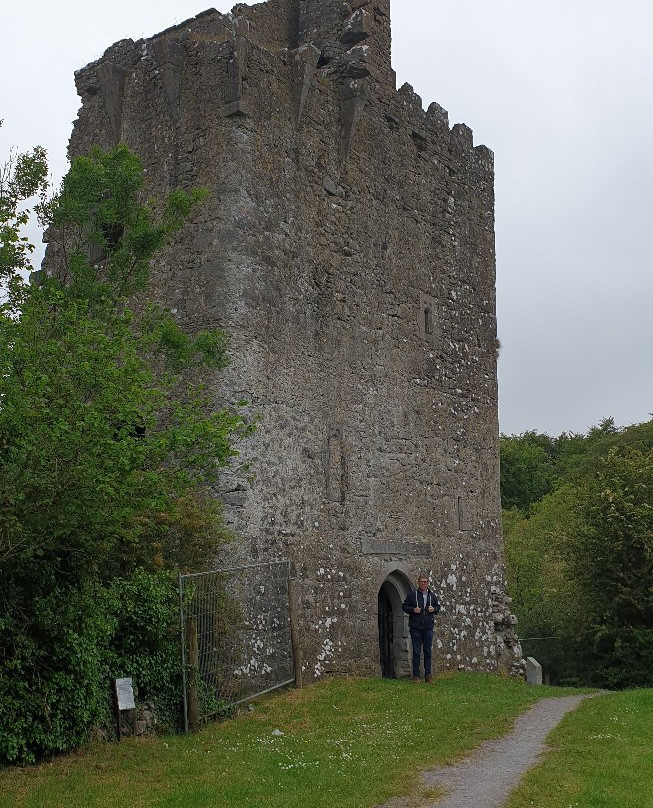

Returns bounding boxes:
[376,694,592,808]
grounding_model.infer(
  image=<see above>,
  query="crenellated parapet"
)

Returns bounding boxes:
[73,1,489,174]
[291,0,391,79]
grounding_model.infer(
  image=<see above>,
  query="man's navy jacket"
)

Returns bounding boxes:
[402,589,441,631]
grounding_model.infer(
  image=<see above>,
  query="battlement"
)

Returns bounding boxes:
[74,0,489,173]
[77,0,393,87]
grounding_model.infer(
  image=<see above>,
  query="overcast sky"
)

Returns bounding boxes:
[1,0,651,436]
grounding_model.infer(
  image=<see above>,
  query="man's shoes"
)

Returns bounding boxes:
[412,677,421,684]
[425,676,433,684]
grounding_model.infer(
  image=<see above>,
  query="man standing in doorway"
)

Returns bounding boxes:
[402,574,441,683]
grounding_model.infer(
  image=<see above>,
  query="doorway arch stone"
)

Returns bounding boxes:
[377,566,412,679]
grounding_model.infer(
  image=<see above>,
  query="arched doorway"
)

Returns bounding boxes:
[377,569,412,679]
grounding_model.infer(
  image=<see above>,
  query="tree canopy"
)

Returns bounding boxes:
[0,122,48,292]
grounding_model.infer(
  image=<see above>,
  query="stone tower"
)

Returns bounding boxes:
[67,0,521,679]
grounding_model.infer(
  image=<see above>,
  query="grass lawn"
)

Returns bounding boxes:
[505,688,653,808]
[0,673,586,808]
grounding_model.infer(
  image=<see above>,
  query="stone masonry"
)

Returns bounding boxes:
[64,0,522,680]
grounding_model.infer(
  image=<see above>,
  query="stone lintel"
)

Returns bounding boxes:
[361,538,431,557]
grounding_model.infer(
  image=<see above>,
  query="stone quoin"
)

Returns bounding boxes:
[61,0,522,680]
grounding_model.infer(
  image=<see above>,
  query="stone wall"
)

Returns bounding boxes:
[63,0,522,680]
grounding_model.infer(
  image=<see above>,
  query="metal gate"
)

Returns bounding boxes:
[179,560,295,731]
[378,586,394,678]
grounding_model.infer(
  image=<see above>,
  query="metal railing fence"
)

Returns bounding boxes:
[179,560,295,731]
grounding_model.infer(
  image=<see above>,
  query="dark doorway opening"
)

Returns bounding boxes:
[377,570,412,679]
[378,586,394,678]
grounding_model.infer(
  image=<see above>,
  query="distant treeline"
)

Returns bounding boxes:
[501,417,653,688]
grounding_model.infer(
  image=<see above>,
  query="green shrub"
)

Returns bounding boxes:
[0,569,182,764]
[106,570,183,732]
[0,583,112,763]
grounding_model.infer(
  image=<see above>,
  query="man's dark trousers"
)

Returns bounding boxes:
[410,627,434,678]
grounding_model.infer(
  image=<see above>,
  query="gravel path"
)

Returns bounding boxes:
[376,694,592,808]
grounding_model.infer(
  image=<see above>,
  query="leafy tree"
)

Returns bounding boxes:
[503,418,653,687]
[500,432,556,514]
[570,446,653,687]
[503,486,584,682]
[499,420,643,515]
[0,119,48,305]
[0,143,249,762]
[587,416,618,441]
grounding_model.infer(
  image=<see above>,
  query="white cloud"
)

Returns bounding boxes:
[2,0,651,434]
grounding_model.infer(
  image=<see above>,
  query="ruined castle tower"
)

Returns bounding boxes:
[67,0,521,679]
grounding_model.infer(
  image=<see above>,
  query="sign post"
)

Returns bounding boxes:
[113,677,137,741]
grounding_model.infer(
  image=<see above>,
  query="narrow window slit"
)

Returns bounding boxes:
[424,307,433,335]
